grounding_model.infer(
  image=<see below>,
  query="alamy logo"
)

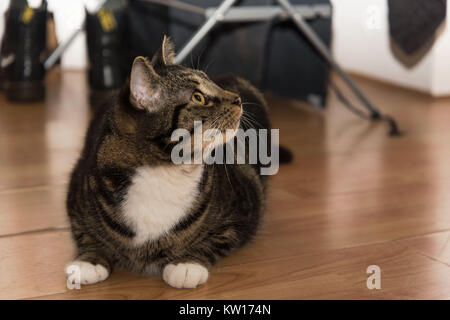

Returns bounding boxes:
[66,265,81,290]
[365,5,382,30]
[170,121,280,175]
[366,265,381,289]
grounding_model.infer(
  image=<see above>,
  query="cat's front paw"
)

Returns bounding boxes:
[162,262,209,289]
[65,260,109,286]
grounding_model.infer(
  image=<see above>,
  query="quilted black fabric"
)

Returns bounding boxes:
[388,0,447,55]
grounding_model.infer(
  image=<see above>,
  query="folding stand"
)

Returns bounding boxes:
[44,0,400,135]
[44,0,108,69]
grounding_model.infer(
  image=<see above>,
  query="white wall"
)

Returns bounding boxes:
[1,0,449,96]
[430,13,450,96]
[49,0,88,69]
[331,0,450,96]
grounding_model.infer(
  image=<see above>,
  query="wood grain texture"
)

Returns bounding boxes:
[0,69,450,299]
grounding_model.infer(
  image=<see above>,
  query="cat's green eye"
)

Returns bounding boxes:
[192,91,206,105]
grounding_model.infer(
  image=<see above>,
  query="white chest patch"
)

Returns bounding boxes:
[122,164,203,245]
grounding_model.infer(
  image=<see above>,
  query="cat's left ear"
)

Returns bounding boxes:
[151,35,176,67]
[129,56,163,112]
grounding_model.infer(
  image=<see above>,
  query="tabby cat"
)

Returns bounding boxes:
[65,36,276,289]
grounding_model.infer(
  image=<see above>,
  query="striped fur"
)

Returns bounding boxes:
[66,37,272,288]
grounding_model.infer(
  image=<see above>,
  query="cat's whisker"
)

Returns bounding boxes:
[242,101,262,108]
[239,116,251,130]
[190,52,195,70]
[243,109,263,125]
[205,116,221,137]
[196,46,207,70]
[243,118,254,130]
[224,163,235,193]
[204,58,216,74]
[242,112,263,129]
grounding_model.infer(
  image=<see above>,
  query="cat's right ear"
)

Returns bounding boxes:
[129,56,162,112]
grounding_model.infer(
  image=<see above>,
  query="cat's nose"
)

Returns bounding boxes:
[232,96,242,106]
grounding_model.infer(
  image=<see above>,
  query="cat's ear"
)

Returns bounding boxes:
[129,56,162,111]
[151,35,176,67]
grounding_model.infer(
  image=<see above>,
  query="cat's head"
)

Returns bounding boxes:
[127,36,242,148]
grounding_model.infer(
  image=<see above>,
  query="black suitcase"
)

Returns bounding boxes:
[128,0,332,107]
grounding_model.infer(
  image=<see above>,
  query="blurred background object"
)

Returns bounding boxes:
[0,0,47,101]
[1,0,332,106]
[334,0,449,96]
[389,0,446,57]
[0,0,448,102]
[163,0,332,107]
[1,1,450,300]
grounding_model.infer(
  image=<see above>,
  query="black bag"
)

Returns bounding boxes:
[128,0,332,107]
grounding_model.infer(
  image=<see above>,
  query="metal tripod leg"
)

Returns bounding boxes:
[277,0,380,117]
[45,0,387,127]
[174,0,237,64]
[175,0,380,117]
[43,0,109,70]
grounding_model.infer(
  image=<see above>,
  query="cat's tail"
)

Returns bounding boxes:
[279,145,293,164]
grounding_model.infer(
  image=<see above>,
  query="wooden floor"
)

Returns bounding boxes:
[1,69,450,300]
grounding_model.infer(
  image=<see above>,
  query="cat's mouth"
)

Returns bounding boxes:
[201,116,241,152]
[199,105,242,150]
[220,119,241,134]
[218,106,243,133]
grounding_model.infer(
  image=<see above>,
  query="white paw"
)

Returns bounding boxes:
[65,260,109,285]
[162,262,209,289]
